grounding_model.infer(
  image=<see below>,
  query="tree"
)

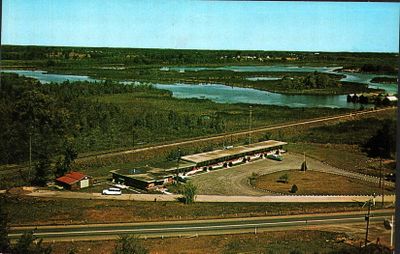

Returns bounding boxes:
[363,120,396,159]
[114,235,148,254]
[290,184,298,193]
[13,231,52,254]
[278,173,289,183]
[300,161,308,171]
[180,181,197,204]
[0,198,10,253]
[55,140,78,177]
[32,154,52,186]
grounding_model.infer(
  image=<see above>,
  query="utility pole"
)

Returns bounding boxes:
[29,133,32,179]
[248,105,252,145]
[378,157,385,207]
[132,127,136,148]
[390,215,394,249]
[176,148,181,181]
[365,201,371,247]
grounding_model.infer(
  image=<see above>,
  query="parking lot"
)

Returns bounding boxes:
[190,152,380,196]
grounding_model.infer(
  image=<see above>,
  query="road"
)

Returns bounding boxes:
[26,188,396,203]
[8,210,394,242]
[76,107,395,162]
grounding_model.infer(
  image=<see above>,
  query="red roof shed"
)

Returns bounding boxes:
[56,171,92,190]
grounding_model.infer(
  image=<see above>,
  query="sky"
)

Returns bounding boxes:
[2,0,400,52]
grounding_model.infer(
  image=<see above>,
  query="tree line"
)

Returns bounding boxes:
[0,74,227,186]
[280,72,339,90]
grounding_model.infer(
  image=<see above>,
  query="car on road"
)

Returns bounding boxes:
[102,187,122,195]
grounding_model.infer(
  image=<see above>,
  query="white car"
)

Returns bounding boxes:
[102,188,122,195]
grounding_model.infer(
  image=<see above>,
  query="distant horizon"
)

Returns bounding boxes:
[3,1,399,53]
[3,43,399,54]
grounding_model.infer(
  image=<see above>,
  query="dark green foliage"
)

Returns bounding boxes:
[179,181,197,204]
[370,77,398,83]
[278,173,289,183]
[360,64,396,75]
[248,172,259,186]
[32,154,52,186]
[0,198,10,253]
[297,116,395,145]
[290,184,299,193]
[13,231,52,254]
[363,120,396,159]
[114,235,148,254]
[301,161,308,171]
[55,140,78,177]
[281,72,338,90]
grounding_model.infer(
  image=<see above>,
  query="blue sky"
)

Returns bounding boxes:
[2,0,399,52]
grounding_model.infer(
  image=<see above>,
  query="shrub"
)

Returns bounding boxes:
[290,184,298,193]
[278,173,289,183]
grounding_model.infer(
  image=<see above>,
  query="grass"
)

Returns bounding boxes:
[48,230,358,254]
[287,143,394,177]
[3,195,364,226]
[255,169,394,195]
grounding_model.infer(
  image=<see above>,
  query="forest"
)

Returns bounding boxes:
[1,73,353,167]
[1,45,398,74]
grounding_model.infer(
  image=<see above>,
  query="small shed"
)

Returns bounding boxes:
[56,171,93,190]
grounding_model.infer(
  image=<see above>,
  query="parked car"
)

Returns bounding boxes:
[102,187,122,195]
[266,154,283,161]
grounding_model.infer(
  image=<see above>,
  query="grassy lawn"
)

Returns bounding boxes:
[287,143,394,177]
[3,195,364,226]
[255,170,394,195]
[48,230,359,254]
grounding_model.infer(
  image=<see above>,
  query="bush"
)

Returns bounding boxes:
[290,184,298,193]
[278,173,289,183]
[179,181,197,204]
[228,162,233,167]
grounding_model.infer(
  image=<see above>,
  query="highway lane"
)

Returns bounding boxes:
[9,210,394,241]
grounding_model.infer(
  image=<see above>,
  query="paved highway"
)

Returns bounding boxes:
[26,189,396,203]
[9,210,394,242]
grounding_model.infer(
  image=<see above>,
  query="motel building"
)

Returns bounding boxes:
[111,140,287,191]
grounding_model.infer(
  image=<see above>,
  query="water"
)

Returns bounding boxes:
[153,83,364,109]
[1,69,98,84]
[2,68,394,108]
[168,65,340,73]
[168,65,398,94]
[246,77,282,81]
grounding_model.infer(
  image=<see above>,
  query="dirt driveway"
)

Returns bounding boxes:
[190,153,383,196]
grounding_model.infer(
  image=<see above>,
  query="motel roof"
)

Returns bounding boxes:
[181,140,287,164]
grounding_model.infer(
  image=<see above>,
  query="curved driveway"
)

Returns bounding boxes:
[190,153,393,196]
